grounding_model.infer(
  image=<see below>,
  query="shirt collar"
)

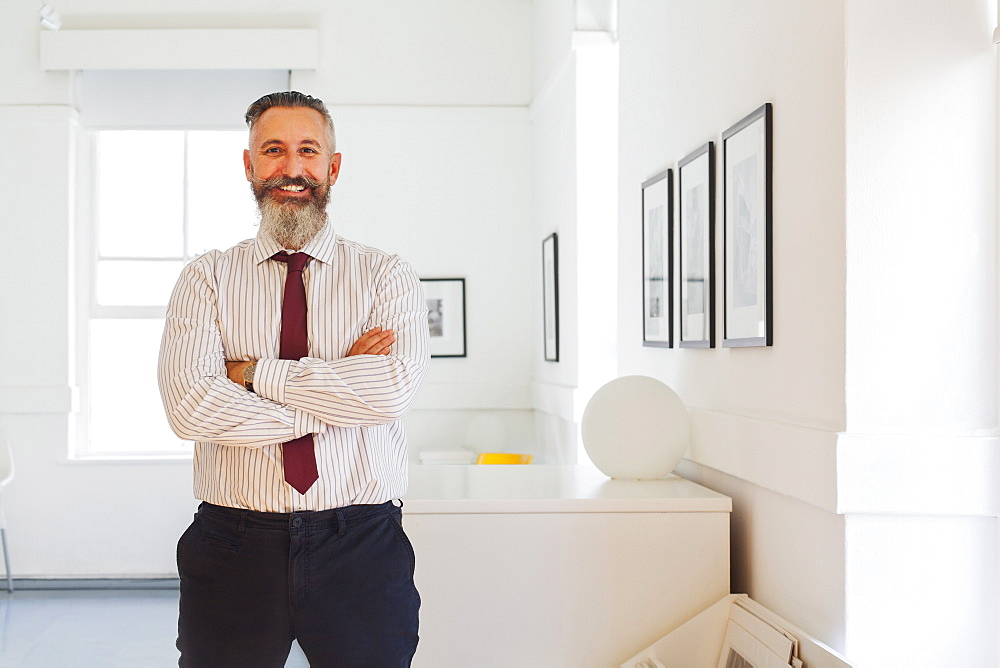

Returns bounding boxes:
[253,221,338,266]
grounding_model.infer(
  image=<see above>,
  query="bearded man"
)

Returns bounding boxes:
[158,91,428,667]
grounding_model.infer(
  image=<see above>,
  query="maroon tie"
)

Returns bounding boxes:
[272,252,318,494]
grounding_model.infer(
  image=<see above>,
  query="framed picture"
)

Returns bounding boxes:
[421,278,466,357]
[642,170,673,347]
[678,141,715,348]
[542,233,560,362]
[722,103,772,347]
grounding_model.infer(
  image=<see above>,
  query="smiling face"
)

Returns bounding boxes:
[244,106,342,249]
[244,106,341,204]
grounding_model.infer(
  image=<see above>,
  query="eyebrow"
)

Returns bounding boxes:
[259,139,323,148]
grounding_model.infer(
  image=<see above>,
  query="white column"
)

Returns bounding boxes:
[843,0,999,663]
[0,105,78,415]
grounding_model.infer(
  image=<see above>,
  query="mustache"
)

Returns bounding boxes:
[249,174,326,190]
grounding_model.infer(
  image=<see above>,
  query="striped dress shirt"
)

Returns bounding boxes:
[158,223,429,513]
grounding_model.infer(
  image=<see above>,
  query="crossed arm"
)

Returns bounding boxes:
[158,253,429,447]
[223,326,397,386]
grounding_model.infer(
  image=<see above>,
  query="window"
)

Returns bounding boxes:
[79,129,256,456]
[69,70,289,458]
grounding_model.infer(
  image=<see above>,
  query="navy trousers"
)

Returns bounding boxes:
[176,501,420,667]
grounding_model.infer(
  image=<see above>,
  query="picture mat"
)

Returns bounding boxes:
[724,110,769,344]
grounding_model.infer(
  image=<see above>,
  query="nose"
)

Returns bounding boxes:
[281,152,306,178]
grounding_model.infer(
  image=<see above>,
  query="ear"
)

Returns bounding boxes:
[243,149,253,182]
[328,153,343,185]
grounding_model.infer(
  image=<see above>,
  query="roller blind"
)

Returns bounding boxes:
[79,69,290,128]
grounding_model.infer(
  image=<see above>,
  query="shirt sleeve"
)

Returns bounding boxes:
[252,256,430,428]
[157,253,324,447]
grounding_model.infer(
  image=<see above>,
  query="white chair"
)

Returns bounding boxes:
[0,438,13,592]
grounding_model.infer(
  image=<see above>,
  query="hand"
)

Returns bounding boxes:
[225,360,255,385]
[347,327,395,356]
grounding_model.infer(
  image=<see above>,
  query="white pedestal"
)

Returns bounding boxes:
[403,465,732,666]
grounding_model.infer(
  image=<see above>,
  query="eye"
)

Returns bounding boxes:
[264,147,283,154]
[300,147,318,154]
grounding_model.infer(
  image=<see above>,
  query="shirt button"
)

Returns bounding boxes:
[292,517,303,527]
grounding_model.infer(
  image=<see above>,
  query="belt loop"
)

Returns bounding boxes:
[336,509,346,537]
[238,510,248,536]
[392,499,403,509]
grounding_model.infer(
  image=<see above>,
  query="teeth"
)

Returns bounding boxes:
[279,185,306,192]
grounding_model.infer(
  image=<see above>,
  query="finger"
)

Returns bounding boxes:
[374,335,395,352]
[359,339,392,356]
[347,329,396,356]
[356,328,388,345]
[349,341,380,356]
[364,332,395,349]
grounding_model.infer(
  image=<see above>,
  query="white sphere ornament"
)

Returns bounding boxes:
[581,376,691,480]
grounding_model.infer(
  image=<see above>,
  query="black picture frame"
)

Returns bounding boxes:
[542,233,560,362]
[678,141,716,348]
[722,103,773,347]
[421,278,467,358]
[642,170,673,347]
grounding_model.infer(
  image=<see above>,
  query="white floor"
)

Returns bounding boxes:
[0,588,309,667]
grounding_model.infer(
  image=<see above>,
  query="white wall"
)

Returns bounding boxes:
[0,0,536,577]
[617,0,1000,664]
[617,0,848,645]
[845,0,997,435]
[330,106,537,458]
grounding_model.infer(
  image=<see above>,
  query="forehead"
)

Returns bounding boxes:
[251,107,328,146]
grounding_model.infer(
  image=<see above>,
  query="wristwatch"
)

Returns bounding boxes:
[243,361,257,393]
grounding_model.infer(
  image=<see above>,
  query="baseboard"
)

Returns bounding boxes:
[7,577,179,590]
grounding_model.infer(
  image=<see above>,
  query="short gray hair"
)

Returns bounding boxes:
[245,91,336,152]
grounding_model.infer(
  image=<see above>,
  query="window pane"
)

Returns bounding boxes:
[97,260,184,306]
[89,319,191,454]
[187,130,259,255]
[97,131,184,258]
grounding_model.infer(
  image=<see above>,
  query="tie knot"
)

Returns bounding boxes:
[273,252,310,272]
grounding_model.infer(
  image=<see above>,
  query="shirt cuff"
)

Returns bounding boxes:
[253,358,294,405]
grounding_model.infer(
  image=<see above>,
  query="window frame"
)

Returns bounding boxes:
[73,125,250,460]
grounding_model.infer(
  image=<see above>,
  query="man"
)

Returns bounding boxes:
[158,91,428,666]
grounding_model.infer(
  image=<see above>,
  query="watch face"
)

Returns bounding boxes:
[243,362,256,384]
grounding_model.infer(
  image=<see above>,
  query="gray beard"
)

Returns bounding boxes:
[257,197,328,250]
[250,171,331,249]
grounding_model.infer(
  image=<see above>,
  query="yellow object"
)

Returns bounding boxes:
[475,453,533,465]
